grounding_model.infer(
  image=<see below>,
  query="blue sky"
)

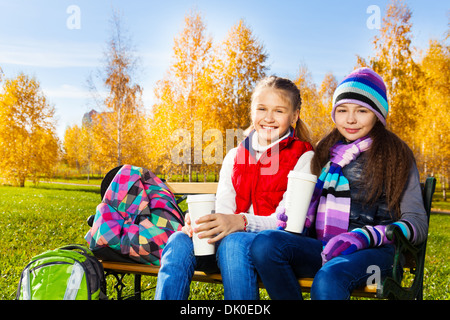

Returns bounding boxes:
[0,0,448,138]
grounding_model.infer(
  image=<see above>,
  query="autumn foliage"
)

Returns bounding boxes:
[0,1,448,187]
[361,0,449,185]
[0,74,59,186]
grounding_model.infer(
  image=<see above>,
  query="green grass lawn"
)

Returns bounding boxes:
[0,182,448,300]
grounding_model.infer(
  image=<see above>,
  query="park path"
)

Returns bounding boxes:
[41,180,100,187]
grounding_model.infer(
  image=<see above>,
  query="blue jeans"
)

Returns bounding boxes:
[155,231,259,300]
[250,229,395,300]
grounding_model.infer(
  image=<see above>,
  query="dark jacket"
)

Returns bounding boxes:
[343,152,428,244]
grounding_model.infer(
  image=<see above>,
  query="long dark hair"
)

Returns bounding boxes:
[311,121,415,219]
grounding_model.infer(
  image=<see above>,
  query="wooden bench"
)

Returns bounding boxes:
[95,177,436,300]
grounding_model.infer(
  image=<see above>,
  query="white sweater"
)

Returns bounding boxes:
[215,132,314,233]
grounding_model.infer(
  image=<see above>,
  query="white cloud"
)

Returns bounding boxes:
[43,84,89,99]
[41,84,109,106]
[0,39,102,68]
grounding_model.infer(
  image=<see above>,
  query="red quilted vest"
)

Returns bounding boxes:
[232,130,313,216]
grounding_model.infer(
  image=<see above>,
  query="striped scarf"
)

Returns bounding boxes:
[306,136,373,244]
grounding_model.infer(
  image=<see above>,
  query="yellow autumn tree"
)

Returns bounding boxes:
[150,10,213,181]
[80,121,97,180]
[0,73,59,186]
[360,0,449,184]
[197,19,268,177]
[149,79,181,177]
[294,65,333,144]
[318,71,338,138]
[204,19,268,131]
[63,124,83,171]
[369,0,422,145]
[416,39,450,180]
[63,121,98,178]
[89,11,149,171]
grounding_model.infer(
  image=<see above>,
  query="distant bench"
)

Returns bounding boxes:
[94,178,436,300]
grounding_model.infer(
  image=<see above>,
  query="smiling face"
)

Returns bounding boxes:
[251,88,299,146]
[334,103,378,142]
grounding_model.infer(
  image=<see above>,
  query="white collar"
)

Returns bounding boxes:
[252,129,291,153]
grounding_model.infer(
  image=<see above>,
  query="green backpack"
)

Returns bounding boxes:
[16,245,106,300]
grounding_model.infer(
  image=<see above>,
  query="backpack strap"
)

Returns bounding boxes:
[59,244,94,257]
[20,267,32,300]
[63,262,85,300]
[100,165,124,200]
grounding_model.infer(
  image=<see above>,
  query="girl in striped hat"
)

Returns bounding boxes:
[250,67,428,300]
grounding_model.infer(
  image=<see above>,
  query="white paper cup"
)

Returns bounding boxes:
[284,171,317,234]
[187,194,216,256]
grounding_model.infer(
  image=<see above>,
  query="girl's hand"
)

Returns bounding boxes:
[321,231,369,264]
[194,213,246,244]
[181,212,194,237]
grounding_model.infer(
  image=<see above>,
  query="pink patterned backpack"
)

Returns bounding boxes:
[85,165,184,265]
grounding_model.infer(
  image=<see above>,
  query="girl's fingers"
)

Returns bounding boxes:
[195,213,216,225]
[181,225,193,237]
[207,231,226,244]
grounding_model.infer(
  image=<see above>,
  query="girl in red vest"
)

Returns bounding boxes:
[155,76,314,300]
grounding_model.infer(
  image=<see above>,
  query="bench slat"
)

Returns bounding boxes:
[167,182,218,195]
[101,260,377,298]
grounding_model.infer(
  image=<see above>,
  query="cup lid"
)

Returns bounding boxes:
[186,194,216,203]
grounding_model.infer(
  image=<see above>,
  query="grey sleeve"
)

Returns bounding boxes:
[399,163,428,244]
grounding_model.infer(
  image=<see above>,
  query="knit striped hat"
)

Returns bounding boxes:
[332,67,389,126]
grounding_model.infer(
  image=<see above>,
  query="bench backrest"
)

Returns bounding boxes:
[422,177,436,221]
[104,168,435,221]
[166,177,436,218]
[167,182,218,195]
